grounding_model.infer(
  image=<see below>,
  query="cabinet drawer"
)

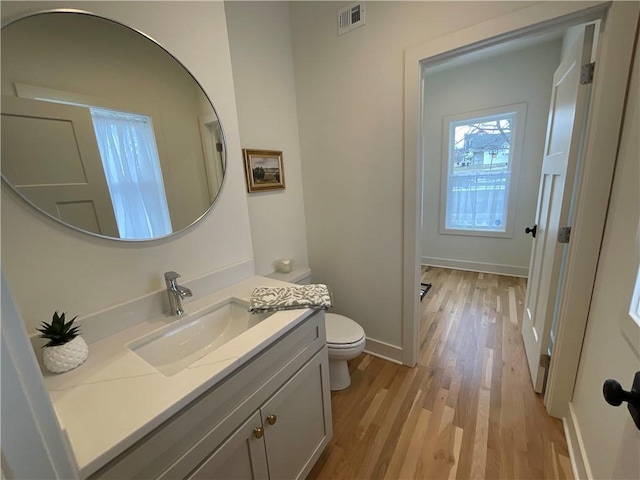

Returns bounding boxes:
[90,311,325,480]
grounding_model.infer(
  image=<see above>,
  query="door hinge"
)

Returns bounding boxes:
[558,226,571,244]
[540,353,551,369]
[581,62,595,85]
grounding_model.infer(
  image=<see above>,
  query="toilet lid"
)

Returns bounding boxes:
[325,313,365,345]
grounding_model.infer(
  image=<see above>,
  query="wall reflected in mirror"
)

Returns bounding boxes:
[1,11,226,240]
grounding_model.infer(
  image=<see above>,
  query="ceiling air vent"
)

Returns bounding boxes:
[337,2,365,36]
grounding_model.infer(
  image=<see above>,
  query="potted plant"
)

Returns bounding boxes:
[37,311,88,374]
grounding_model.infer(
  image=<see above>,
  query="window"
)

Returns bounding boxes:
[15,84,172,240]
[620,255,640,355]
[440,104,526,237]
[630,266,640,326]
[90,108,172,239]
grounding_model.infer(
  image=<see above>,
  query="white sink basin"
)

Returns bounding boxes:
[128,298,272,376]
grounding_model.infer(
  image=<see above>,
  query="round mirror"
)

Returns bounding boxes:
[1,10,226,241]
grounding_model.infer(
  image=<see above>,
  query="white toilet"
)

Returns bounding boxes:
[324,312,366,391]
[268,267,366,391]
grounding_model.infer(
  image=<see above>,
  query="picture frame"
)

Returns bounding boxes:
[243,149,285,192]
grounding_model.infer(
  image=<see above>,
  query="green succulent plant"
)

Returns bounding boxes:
[37,311,80,347]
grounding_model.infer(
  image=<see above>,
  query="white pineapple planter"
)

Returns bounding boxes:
[43,336,89,374]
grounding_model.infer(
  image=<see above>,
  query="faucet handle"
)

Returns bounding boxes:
[164,271,181,281]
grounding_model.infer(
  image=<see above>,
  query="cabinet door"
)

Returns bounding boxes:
[261,349,332,480]
[187,411,268,480]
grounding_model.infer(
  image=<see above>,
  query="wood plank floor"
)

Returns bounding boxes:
[308,267,572,480]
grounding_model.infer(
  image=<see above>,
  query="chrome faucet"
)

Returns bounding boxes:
[164,271,192,316]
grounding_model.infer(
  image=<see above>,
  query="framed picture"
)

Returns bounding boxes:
[243,149,285,192]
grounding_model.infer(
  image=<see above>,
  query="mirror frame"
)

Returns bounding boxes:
[1,8,228,242]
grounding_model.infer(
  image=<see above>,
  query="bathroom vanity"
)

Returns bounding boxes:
[42,277,332,480]
[2,9,332,478]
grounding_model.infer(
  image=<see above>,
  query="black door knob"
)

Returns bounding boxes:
[602,372,640,430]
[525,224,537,238]
[603,379,637,406]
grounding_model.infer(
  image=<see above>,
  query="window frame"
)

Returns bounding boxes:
[439,103,527,238]
[89,107,173,239]
[631,266,640,326]
[620,227,640,355]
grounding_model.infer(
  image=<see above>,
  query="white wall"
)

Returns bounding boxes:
[1,1,254,334]
[570,41,640,479]
[422,40,561,277]
[225,1,309,276]
[290,1,540,351]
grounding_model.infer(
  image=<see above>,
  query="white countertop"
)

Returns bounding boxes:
[42,275,312,478]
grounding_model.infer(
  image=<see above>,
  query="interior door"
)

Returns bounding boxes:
[200,114,224,202]
[521,25,595,393]
[1,95,119,237]
[571,40,640,476]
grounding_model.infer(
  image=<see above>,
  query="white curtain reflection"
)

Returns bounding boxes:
[90,108,172,239]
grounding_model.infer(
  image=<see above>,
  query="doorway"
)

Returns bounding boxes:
[402,1,638,419]
[421,22,599,395]
[420,32,565,279]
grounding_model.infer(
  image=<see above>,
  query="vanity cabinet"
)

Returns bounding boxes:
[188,350,328,480]
[188,411,268,480]
[90,311,332,480]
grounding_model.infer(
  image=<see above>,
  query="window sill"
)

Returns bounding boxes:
[620,314,639,357]
[438,227,514,239]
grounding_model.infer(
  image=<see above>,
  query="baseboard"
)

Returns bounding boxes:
[422,256,528,277]
[364,337,403,364]
[563,403,593,480]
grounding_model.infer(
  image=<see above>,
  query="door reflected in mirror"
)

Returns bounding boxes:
[1,10,226,240]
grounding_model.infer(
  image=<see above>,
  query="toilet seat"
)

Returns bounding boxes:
[325,313,365,346]
[327,336,365,349]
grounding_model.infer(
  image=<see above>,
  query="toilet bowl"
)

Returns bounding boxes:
[266,267,366,391]
[325,313,366,391]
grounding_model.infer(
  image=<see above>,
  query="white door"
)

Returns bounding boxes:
[570,40,640,476]
[1,95,119,237]
[199,114,225,202]
[522,25,595,393]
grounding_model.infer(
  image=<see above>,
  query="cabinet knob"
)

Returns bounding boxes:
[266,414,277,425]
[254,427,264,439]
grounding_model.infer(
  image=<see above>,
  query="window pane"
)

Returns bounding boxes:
[90,108,172,239]
[631,266,640,326]
[446,115,514,232]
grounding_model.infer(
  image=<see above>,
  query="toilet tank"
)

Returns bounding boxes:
[266,267,311,285]
[294,270,311,285]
